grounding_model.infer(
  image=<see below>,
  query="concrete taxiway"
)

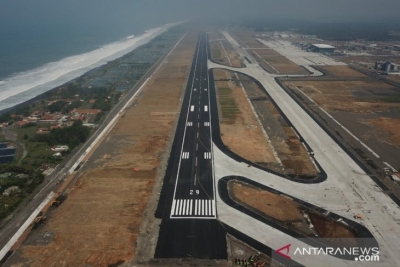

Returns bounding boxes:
[209,31,400,266]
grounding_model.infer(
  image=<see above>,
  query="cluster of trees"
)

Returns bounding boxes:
[33,120,91,148]
[47,100,82,114]
[0,166,44,221]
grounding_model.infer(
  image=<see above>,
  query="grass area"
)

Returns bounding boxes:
[13,126,62,168]
[212,47,222,60]
[217,87,240,124]
[379,95,400,103]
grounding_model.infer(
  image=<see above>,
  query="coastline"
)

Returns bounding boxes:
[0,22,181,114]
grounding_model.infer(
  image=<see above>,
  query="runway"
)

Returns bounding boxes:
[154,33,226,258]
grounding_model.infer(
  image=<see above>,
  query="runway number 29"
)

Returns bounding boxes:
[190,190,200,195]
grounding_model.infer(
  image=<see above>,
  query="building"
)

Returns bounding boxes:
[0,143,16,164]
[374,61,400,74]
[3,186,20,196]
[310,44,335,53]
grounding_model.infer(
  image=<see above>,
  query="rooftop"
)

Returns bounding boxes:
[312,44,335,49]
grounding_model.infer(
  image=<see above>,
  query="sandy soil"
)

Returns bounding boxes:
[250,49,309,75]
[229,29,265,48]
[286,80,398,113]
[230,181,302,222]
[214,69,277,164]
[365,117,400,147]
[209,31,243,68]
[11,32,197,267]
[283,64,400,153]
[309,213,355,239]
[237,74,317,176]
[318,66,367,78]
[230,180,357,242]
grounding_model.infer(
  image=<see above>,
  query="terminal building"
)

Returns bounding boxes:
[310,44,335,54]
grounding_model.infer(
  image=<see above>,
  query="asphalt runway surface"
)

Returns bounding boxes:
[155,33,227,258]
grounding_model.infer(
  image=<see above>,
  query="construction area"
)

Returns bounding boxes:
[209,31,243,68]
[280,64,400,193]
[229,29,309,75]
[228,180,357,240]
[4,31,198,267]
[227,235,284,267]
[212,66,318,177]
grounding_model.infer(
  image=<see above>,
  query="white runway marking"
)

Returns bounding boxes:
[182,152,190,159]
[204,152,211,159]
[187,122,193,126]
[170,199,215,217]
[190,105,194,112]
[204,88,207,91]
[171,199,177,216]
[204,105,208,112]
[204,122,210,126]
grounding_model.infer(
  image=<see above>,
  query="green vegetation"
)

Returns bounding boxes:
[33,120,90,148]
[212,47,222,60]
[379,95,400,103]
[0,113,11,123]
[0,165,45,221]
[217,87,240,124]
[47,101,70,113]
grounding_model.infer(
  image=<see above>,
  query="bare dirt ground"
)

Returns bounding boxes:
[227,234,284,267]
[8,32,197,267]
[229,29,265,48]
[228,28,308,75]
[237,74,317,177]
[318,65,367,78]
[214,69,278,164]
[250,49,309,75]
[209,31,243,68]
[309,213,355,239]
[228,180,355,239]
[231,182,302,222]
[284,65,400,146]
[365,117,400,147]
[333,55,400,65]
[281,65,400,197]
[286,79,398,113]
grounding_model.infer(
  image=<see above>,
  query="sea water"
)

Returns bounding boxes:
[0,21,176,112]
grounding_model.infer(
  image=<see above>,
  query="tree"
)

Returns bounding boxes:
[23,134,29,140]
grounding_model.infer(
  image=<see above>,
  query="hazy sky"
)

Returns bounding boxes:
[1,0,400,26]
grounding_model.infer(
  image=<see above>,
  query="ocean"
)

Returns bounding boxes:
[0,17,176,112]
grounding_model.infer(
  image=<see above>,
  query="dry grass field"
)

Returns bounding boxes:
[214,69,277,163]
[12,32,198,267]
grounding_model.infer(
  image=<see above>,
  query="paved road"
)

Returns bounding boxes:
[155,33,226,259]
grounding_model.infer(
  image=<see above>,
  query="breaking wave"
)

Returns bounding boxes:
[0,24,172,112]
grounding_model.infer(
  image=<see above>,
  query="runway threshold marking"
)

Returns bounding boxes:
[170,199,216,218]
[182,152,190,159]
[204,152,211,159]
[186,122,193,126]
[204,122,210,126]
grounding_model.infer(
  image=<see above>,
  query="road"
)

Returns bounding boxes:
[155,33,226,259]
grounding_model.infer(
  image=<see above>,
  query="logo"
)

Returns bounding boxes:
[274,242,380,262]
[276,244,291,259]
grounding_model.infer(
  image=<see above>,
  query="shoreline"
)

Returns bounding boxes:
[0,22,181,115]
